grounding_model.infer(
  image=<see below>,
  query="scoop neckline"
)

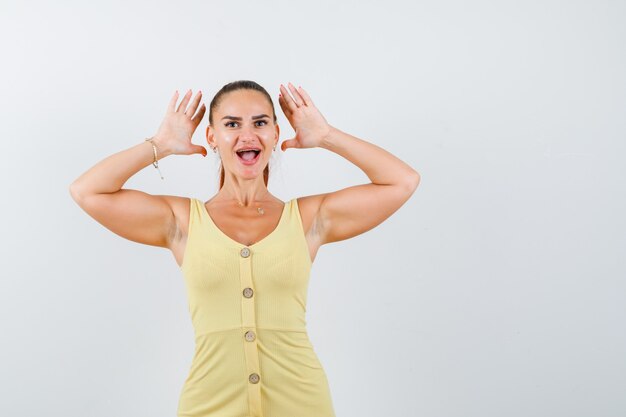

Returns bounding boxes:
[197,197,290,248]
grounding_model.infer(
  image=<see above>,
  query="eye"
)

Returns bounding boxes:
[224,120,268,128]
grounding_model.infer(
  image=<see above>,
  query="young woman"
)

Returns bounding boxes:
[69,80,420,417]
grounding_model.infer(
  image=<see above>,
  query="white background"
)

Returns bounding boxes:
[1,1,624,416]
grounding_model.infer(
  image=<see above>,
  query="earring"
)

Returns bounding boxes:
[211,146,217,153]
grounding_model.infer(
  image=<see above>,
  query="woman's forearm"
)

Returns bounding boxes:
[319,125,420,186]
[69,136,173,198]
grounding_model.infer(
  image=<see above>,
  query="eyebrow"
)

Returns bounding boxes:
[221,114,270,121]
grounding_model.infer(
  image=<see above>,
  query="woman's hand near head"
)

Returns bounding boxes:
[278,83,331,152]
[152,89,208,157]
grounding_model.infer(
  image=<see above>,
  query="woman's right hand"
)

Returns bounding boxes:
[152,89,207,157]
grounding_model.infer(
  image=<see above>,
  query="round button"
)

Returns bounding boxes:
[240,247,250,258]
[249,373,260,384]
[243,287,254,298]
[245,330,256,342]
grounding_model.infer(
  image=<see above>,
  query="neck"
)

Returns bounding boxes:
[218,179,270,207]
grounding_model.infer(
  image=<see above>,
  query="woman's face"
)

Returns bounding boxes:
[207,89,279,179]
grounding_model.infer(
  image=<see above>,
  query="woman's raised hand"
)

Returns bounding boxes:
[278,83,331,152]
[152,89,208,157]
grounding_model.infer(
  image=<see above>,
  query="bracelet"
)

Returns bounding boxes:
[145,137,164,180]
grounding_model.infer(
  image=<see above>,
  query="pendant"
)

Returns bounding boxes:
[236,200,264,215]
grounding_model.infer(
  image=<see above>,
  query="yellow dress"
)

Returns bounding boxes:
[177,197,336,417]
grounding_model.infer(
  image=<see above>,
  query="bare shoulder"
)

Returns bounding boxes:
[165,193,328,267]
[165,194,325,240]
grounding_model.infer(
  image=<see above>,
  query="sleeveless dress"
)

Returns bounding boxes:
[177,197,336,417]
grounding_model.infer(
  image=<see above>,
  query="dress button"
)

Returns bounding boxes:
[245,330,256,342]
[243,287,254,298]
[240,247,250,258]
[249,373,260,384]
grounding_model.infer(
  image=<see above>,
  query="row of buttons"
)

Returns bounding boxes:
[241,246,261,387]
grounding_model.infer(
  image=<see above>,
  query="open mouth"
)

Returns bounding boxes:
[236,149,261,165]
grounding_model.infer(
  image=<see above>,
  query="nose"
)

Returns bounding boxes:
[237,125,261,148]
[239,123,258,138]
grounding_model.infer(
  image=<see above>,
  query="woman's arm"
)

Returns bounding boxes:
[69,89,206,248]
[70,138,174,197]
[69,138,178,248]
[315,125,420,244]
[320,125,420,186]
[278,83,420,245]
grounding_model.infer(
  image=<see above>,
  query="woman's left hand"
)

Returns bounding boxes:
[278,83,331,151]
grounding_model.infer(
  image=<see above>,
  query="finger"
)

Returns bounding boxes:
[279,84,298,111]
[296,85,314,107]
[167,90,179,113]
[278,93,292,116]
[176,89,193,113]
[277,93,292,117]
[281,137,298,152]
[191,145,207,157]
[185,90,203,117]
[287,82,303,107]
[191,103,206,124]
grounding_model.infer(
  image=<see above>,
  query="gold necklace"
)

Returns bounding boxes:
[233,190,270,215]
[236,200,265,215]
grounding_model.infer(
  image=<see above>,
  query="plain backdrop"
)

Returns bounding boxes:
[1,1,625,416]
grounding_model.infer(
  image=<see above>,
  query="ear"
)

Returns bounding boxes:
[206,125,215,147]
[274,123,280,148]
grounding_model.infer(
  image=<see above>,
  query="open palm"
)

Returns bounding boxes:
[153,89,207,156]
[278,83,331,151]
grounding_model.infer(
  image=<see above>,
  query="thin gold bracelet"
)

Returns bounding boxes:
[145,137,164,180]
